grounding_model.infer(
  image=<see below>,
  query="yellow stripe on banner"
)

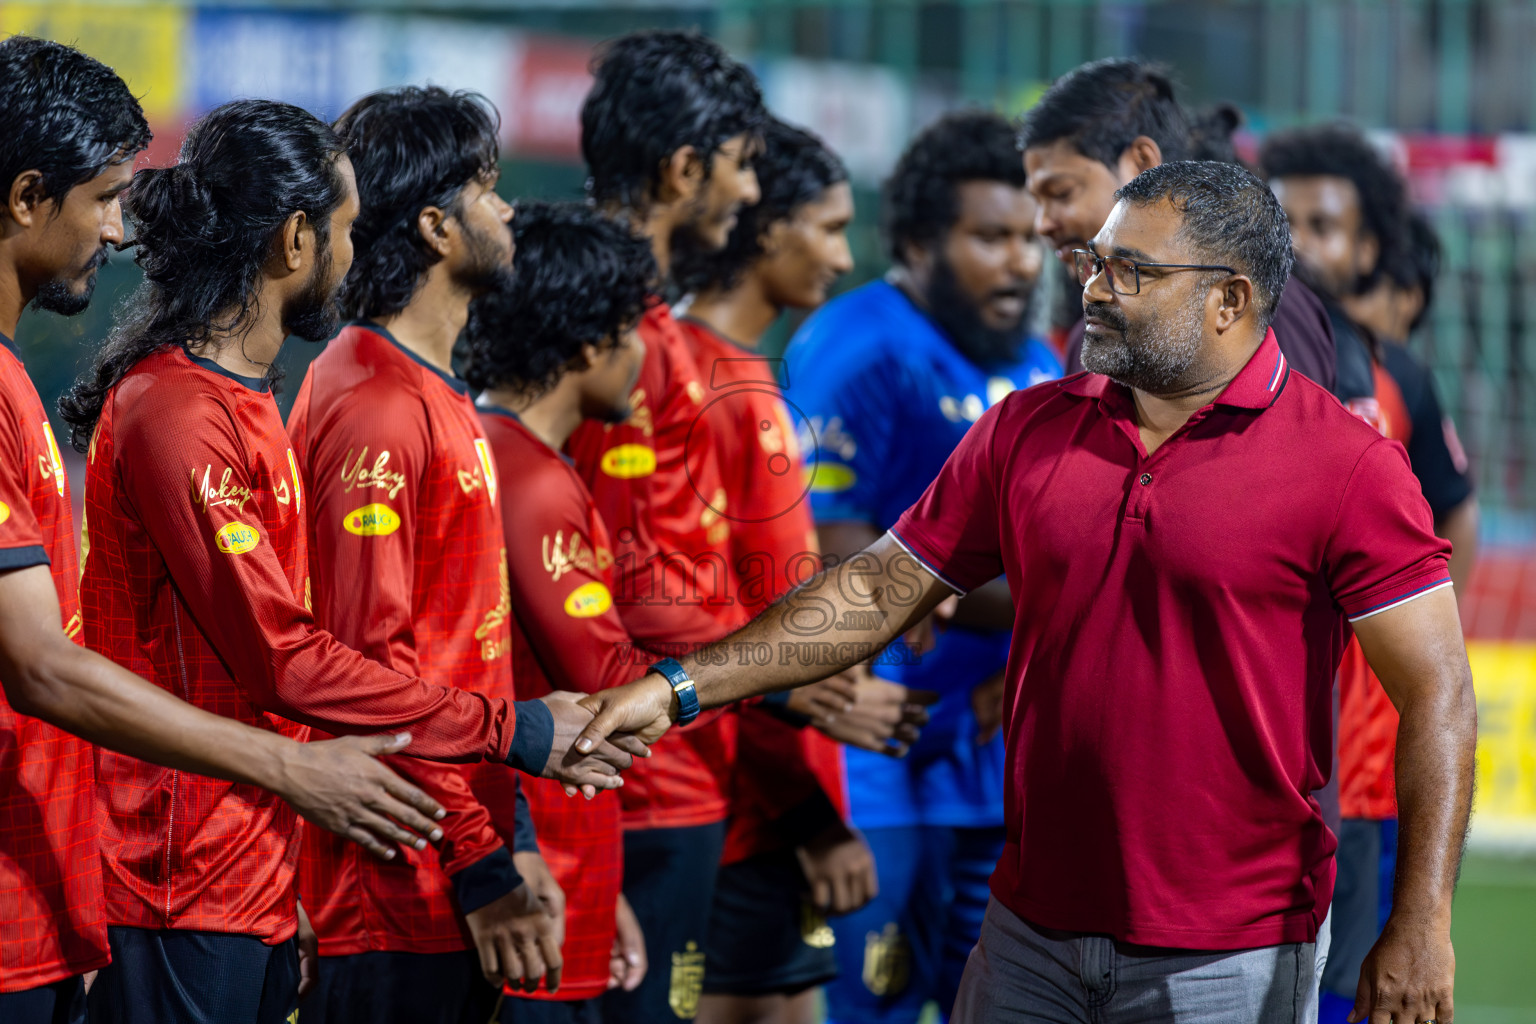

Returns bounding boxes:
[0,4,185,121]
[1468,641,1536,849]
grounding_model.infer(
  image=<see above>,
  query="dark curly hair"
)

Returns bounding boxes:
[1187,103,1245,164]
[463,201,655,397]
[1116,160,1294,329]
[883,109,1027,267]
[334,86,501,320]
[0,35,150,207]
[1019,58,1191,169]
[1258,123,1409,294]
[1384,209,1441,333]
[59,100,348,451]
[673,118,847,295]
[581,30,767,210]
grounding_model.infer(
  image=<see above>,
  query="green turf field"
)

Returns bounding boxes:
[1451,852,1536,1022]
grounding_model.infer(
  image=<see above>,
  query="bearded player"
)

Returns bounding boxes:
[59,100,640,1024]
[782,111,1060,1024]
[569,31,763,1021]
[288,87,563,1024]
[673,119,909,1024]
[466,200,655,1024]
[0,37,465,1023]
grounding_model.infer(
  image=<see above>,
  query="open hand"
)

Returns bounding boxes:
[277,732,446,861]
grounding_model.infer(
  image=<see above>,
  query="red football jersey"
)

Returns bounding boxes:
[80,346,515,943]
[566,302,741,830]
[678,320,847,864]
[290,324,514,956]
[1338,361,1414,820]
[0,336,108,992]
[480,407,640,1000]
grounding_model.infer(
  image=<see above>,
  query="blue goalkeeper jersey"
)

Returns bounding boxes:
[783,279,1061,828]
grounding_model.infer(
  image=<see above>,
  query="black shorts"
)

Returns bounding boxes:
[86,926,299,1024]
[0,975,86,1024]
[702,847,839,997]
[501,995,601,1024]
[601,821,726,1024]
[304,949,499,1024]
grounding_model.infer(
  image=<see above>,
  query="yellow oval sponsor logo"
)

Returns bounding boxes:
[0,501,10,525]
[215,522,260,554]
[563,581,613,618]
[806,462,857,494]
[343,503,401,537]
[600,444,657,479]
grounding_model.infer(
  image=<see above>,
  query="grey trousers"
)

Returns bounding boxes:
[951,899,1319,1024]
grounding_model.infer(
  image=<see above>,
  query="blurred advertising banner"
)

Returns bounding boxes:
[757,57,911,186]
[1469,642,1536,851]
[0,2,184,122]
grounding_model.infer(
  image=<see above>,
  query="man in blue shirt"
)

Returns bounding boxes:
[784,110,1060,1024]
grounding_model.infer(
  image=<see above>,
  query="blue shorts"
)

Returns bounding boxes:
[603,822,726,1024]
[306,949,499,1023]
[825,825,1005,1024]
[86,926,299,1024]
[0,975,85,1024]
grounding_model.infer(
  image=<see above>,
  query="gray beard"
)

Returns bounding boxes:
[1081,295,1207,395]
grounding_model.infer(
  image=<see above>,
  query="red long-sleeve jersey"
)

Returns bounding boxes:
[677,320,848,864]
[80,346,515,944]
[290,324,515,955]
[480,407,640,999]
[566,303,743,830]
[0,336,107,992]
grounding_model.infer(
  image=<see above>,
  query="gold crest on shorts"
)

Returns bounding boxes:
[669,940,706,1018]
[800,901,835,949]
[862,922,910,996]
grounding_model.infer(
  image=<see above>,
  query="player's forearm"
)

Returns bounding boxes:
[1386,659,1476,928]
[1437,497,1480,594]
[259,630,513,764]
[678,535,948,710]
[7,637,295,790]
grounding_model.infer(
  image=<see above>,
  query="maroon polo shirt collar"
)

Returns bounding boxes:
[1057,328,1287,412]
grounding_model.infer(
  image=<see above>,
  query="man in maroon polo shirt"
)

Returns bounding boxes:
[574,161,1475,1024]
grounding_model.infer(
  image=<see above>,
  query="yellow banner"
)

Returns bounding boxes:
[0,3,184,120]
[1469,641,1536,843]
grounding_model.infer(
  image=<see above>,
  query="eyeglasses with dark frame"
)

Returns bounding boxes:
[1072,248,1236,297]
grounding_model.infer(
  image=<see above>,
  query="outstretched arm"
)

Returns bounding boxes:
[0,563,445,860]
[1348,586,1476,1024]
[575,533,955,750]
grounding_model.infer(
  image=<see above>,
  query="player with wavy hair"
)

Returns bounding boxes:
[288,85,566,1024]
[676,119,907,1024]
[569,31,767,1023]
[466,200,657,1024]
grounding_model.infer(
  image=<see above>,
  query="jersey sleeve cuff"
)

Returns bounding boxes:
[506,698,554,775]
[1344,568,1454,622]
[451,845,521,915]
[886,527,970,596]
[0,545,50,571]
